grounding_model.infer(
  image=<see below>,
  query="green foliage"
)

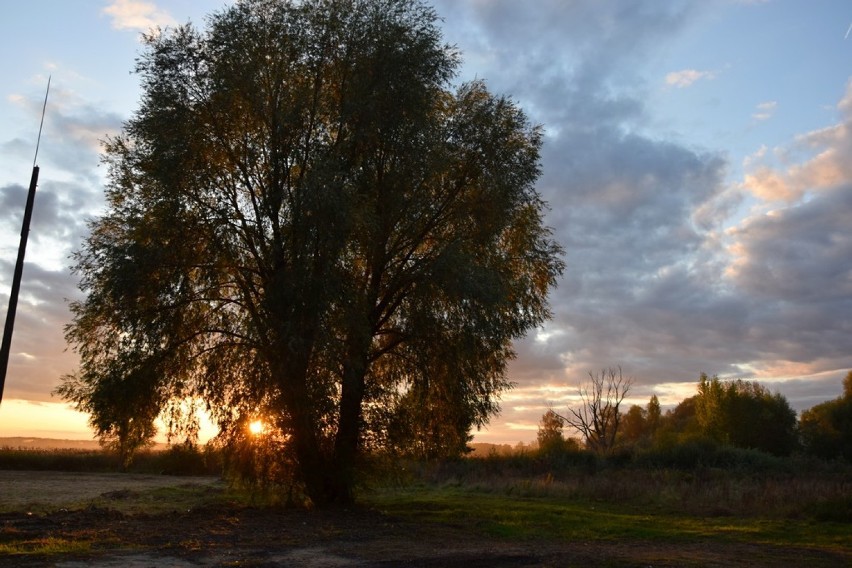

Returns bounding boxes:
[800,372,852,461]
[384,371,478,461]
[695,373,798,456]
[369,470,852,553]
[57,0,562,505]
[617,396,661,450]
[635,437,787,472]
[536,409,569,457]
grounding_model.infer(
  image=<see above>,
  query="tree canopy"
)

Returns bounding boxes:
[695,374,797,456]
[799,371,852,461]
[56,0,563,505]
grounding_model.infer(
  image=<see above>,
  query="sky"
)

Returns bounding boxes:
[0,0,851,444]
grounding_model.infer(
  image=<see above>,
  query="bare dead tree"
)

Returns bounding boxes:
[557,367,633,455]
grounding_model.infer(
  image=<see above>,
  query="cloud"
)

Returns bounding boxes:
[715,85,852,395]
[752,100,778,121]
[741,80,852,202]
[0,84,124,403]
[102,0,176,32]
[427,1,852,440]
[6,85,124,187]
[0,257,81,400]
[665,69,716,88]
[433,1,732,393]
[741,166,795,201]
[3,0,847,441]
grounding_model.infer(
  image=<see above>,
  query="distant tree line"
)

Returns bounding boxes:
[536,371,852,463]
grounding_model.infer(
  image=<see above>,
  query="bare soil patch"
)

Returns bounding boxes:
[0,471,849,567]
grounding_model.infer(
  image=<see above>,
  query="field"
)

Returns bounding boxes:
[0,451,850,566]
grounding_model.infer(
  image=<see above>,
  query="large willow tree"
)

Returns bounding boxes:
[58,0,563,505]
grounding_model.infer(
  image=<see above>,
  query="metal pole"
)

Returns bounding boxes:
[0,166,40,404]
[0,77,49,405]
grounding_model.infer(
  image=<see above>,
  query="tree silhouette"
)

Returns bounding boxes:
[56,0,563,505]
[558,367,632,455]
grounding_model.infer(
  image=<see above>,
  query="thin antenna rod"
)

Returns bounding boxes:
[1,78,50,405]
[33,75,51,168]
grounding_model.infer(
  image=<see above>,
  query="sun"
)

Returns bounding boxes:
[248,419,265,435]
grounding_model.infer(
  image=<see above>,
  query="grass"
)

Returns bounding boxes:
[366,485,851,553]
[0,444,222,476]
[388,456,852,520]
[0,537,93,556]
[88,481,230,515]
[0,446,850,563]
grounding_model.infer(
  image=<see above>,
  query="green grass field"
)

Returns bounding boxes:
[1,447,849,565]
[367,485,850,552]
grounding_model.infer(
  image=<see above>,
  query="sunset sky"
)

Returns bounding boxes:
[1,0,851,444]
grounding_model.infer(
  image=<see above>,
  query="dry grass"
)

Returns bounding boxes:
[0,470,222,514]
[398,458,852,520]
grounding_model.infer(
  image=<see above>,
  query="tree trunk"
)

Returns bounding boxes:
[325,312,372,503]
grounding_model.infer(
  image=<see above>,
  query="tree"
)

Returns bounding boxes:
[799,371,852,461]
[646,394,661,434]
[558,367,632,455]
[56,0,563,505]
[618,395,662,449]
[695,374,797,456]
[618,404,646,447]
[537,409,567,456]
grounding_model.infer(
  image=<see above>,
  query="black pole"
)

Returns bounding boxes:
[0,165,40,405]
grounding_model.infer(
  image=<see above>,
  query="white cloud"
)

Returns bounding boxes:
[717,82,852,394]
[102,0,176,32]
[752,100,777,121]
[741,166,795,201]
[741,82,852,202]
[665,68,716,88]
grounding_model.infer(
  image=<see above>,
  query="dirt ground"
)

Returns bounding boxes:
[0,471,849,567]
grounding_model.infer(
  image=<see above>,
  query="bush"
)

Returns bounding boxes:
[144,443,222,476]
[634,437,783,472]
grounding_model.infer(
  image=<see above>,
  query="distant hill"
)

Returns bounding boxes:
[0,437,102,450]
